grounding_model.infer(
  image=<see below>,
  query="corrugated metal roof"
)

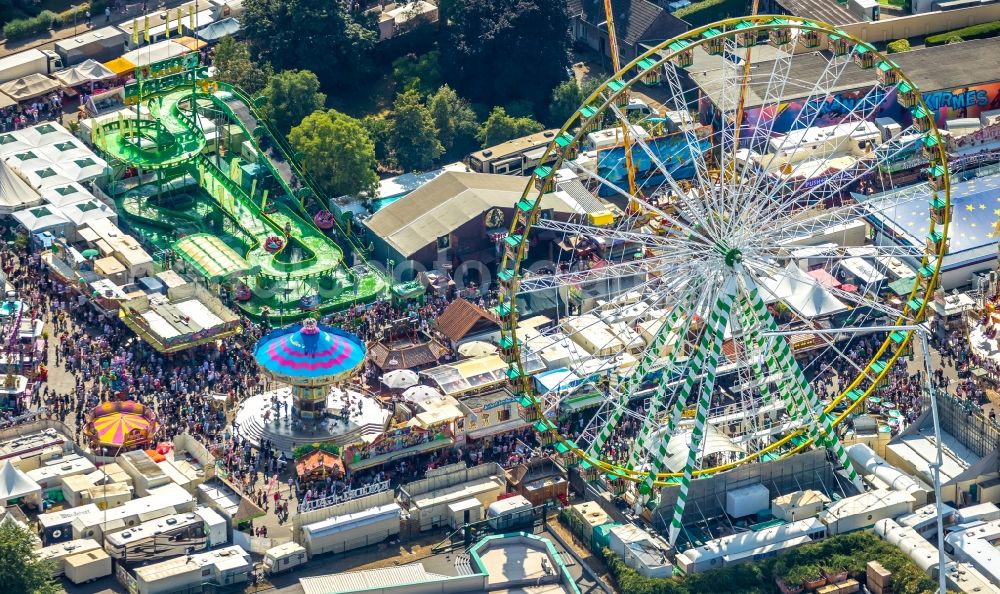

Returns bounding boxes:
[300,563,450,594]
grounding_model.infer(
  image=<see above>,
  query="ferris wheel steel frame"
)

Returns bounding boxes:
[495,15,951,525]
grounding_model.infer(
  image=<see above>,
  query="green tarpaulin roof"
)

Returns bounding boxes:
[175,233,254,282]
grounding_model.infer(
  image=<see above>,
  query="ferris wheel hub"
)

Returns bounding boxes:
[712,241,742,268]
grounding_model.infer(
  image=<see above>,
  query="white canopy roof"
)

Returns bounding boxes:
[760,263,848,319]
[0,460,42,500]
[649,424,746,474]
[12,203,71,232]
[41,182,96,207]
[0,73,61,102]
[0,160,42,214]
[53,59,116,87]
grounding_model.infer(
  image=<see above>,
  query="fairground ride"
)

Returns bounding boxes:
[496,17,951,546]
[90,57,387,321]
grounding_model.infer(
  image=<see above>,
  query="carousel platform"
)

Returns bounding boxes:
[233,386,391,455]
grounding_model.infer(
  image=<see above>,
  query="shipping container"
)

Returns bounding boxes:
[38,504,100,545]
[726,484,770,518]
[36,538,102,577]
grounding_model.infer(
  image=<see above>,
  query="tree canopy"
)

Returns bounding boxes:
[391,50,443,97]
[441,0,571,109]
[0,522,59,594]
[477,106,544,148]
[547,77,599,127]
[261,69,327,136]
[211,36,273,96]
[289,109,379,199]
[241,0,377,91]
[389,90,444,171]
[429,85,479,154]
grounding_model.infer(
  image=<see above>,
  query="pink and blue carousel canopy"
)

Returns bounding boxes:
[254,319,366,384]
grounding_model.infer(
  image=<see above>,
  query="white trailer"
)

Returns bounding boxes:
[302,503,401,557]
[486,495,533,531]
[0,49,63,85]
[262,542,307,576]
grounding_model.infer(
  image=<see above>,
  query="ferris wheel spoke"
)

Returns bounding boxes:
[530,217,692,249]
[661,62,719,209]
[757,183,931,246]
[563,160,708,241]
[606,102,716,232]
[763,126,921,229]
[517,253,704,294]
[737,271,864,491]
[726,44,799,238]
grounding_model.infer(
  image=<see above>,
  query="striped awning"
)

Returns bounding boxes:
[174,233,254,281]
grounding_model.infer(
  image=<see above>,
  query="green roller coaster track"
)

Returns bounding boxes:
[92,82,387,320]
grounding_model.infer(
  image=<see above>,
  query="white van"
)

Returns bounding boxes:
[262,542,308,576]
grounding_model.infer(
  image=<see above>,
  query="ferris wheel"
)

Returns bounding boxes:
[496,16,951,545]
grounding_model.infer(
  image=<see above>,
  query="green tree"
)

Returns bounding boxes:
[391,50,443,97]
[476,106,544,148]
[547,78,599,127]
[441,0,571,108]
[389,90,444,171]
[428,85,479,153]
[289,109,379,199]
[211,35,273,96]
[362,113,394,167]
[261,70,327,136]
[241,0,377,91]
[0,521,59,594]
[886,38,910,53]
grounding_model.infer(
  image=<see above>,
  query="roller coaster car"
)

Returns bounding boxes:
[313,210,336,230]
[264,236,284,253]
[300,295,320,311]
[234,284,253,302]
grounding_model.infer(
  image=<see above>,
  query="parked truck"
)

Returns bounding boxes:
[0,49,63,85]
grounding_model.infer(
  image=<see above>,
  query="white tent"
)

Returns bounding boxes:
[0,73,60,102]
[0,130,34,159]
[760,263,848,319]
[41,182,96,208]
[12,203,70,233]
[53,59,115,87]
[37,138,93,164]
[649,424,746,473]
[16,122,76,149]
[59,155,108,182]
[0,460,42,502]
[0,160,42,214]
[22,165,76,191]
[59,198,115,227]
[3,149,56,174]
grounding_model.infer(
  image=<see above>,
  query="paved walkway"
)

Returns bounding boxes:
[1,0,193,58]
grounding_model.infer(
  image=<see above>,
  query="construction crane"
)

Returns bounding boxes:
[600,0,640,203]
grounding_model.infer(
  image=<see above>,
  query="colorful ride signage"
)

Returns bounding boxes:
[124,54,208,105]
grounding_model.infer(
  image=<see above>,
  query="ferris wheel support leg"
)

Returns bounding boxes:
[740,279,863,492]
[662,277,736,546]
[736,296,820,443]
[586,282,702,462]
[624,291,707,473]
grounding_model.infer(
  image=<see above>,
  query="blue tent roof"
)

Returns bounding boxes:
[197,17,241,42]
[254,320,366,382]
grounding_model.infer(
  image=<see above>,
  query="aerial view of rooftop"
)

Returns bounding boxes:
[4,0,1000,592]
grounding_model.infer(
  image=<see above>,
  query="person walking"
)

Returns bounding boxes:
[105,6,111,22]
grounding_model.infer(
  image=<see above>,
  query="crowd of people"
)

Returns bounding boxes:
[0,92,66,133]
